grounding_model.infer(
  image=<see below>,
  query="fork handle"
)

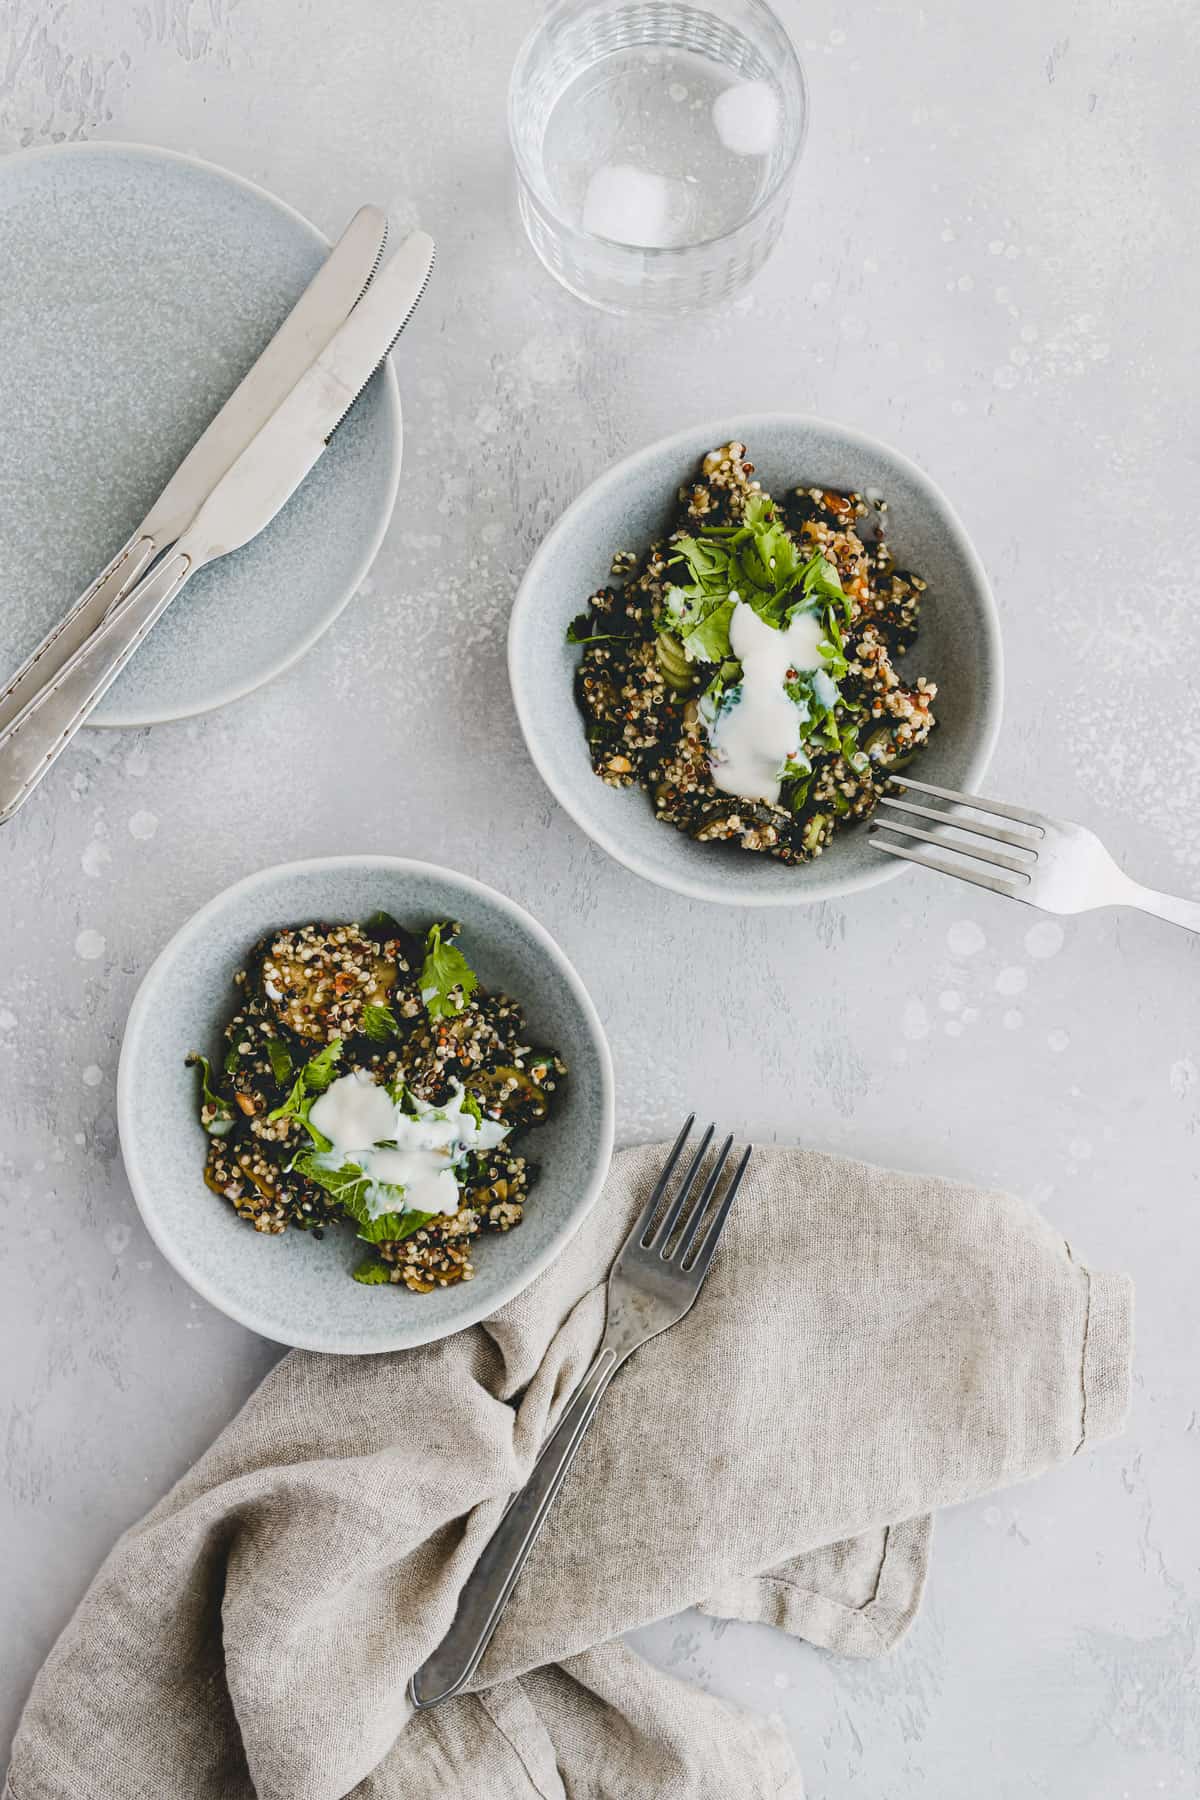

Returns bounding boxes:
[409,1342,622,1709]
[1126,883,1200,936]
[0,549,193,824]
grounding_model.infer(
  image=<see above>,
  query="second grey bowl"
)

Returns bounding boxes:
[509,413,1003,906]
[118,857,615,1354]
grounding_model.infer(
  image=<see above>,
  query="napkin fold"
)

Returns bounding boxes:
[5,1143,1132,1800]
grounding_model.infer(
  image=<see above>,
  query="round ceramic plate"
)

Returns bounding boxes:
[509,413,1003,906]
[0,143,402,727]
[118,857,615,1354]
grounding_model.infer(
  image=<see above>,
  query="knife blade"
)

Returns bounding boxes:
[0,230,435,825]
[0,202,389,737]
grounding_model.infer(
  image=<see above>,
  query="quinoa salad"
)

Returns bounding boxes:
[187,915,565,1293]
[570,441,938,863]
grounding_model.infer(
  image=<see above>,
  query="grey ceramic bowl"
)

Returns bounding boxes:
[118,857,614,1354]
[509,414,1002,905]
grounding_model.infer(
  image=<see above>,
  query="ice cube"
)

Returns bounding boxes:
[712,79,781,157]
[582,163,677,248]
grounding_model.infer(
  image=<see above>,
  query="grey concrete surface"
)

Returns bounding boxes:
[2,2,1198,1794]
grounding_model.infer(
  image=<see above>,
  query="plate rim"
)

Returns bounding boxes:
[508,409,1004,907]
[116,853,617,1354]
[0,138,403,729]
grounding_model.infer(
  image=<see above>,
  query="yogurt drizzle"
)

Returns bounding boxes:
[705,597,827,806]
[307,1071,509,1219]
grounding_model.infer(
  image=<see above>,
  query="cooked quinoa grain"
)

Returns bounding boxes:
[187,916,565,1293]
[571,442,937,864]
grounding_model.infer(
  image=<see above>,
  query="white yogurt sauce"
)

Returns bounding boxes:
[706,598,826,806]
[308,1071,510,1219]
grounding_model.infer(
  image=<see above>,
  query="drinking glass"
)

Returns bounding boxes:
[508,0,808,315]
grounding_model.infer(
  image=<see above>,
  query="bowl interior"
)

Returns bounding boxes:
[118,859,613,1353]
[510,414,1002,904]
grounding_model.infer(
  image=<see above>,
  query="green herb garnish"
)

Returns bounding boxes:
[186,1054,235,1137]
[292,1151,437,1244]
[269,1039,343,1148]
[265,1036,294,1086]
[360,1001,400,1043]
[420,923,478,1021]
[352,1259,394,1285]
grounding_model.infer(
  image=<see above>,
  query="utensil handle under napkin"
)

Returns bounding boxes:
[0,550,192,824]
[409,1342,622,1709]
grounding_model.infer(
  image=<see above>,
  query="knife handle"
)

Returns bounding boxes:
[0,550,192,824]
[0,533,160,738]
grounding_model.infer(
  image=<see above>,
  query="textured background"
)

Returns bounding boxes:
[2,1,1198,1794]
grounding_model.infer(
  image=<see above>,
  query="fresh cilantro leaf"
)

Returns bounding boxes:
[421,923,478,1020]
[352,1259,394,1285]
[304,1040,343,1093]
[566,612,626,646]
[265,1036,293,1086]
[186,1054,235,1137]
[360,1001,400,1043]
[680,597,736,664]
[269,1039,343,1146]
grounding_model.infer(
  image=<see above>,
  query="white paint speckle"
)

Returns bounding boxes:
[772,1670,790,1689]
[947,921,986,958]
[75,929,106,961]
[1026,921,1064,959]
[1003,1009,1023,1030]
[939,990,961,1013]
[1068,1137,1093,1162]
[81,839,112,877]
[73,1132,86,1147]
[944,1019,964,1038]
[105,1224,131,1257]
[128,810,159,841]
[1048,1029,1071,1053]
[995,966,1028,996]
[902,998,930,1041]
[82,1064,103,1087]
[0,1008,16,1032]
[1169,1058,1196,1099]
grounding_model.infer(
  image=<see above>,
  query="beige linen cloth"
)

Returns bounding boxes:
[5,1143,1132,1800]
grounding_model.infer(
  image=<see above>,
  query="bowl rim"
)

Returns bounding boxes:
[0,139,404,730]
[508,410,1003,906]
[117,854,616,1354]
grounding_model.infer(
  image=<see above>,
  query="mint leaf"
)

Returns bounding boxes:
[186,1054,235,1138]
[292,1152,439,1245]
[421,923,478,1021]
[265,1037,293,1086]
[352,1259,393,1285]
[360,1001,400,1043]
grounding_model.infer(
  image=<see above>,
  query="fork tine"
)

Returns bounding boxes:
[683,1145,753,1282]
[876,791,1038,853]
[648,1123,716,1250]
[891,776,1049,833]
[629,1115,695,1245]
[872,816,1034,877]
[870,833,1028,900]
[667,1134,733,1263]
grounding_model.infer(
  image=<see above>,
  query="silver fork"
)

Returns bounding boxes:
[871,775,1200,935]
[409,1117,752,1710]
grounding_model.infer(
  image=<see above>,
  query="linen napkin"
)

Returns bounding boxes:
[5,1143,1132,1800]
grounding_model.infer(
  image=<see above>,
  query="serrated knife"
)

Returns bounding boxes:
[0,203,390,741]
[0,229,435,824]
